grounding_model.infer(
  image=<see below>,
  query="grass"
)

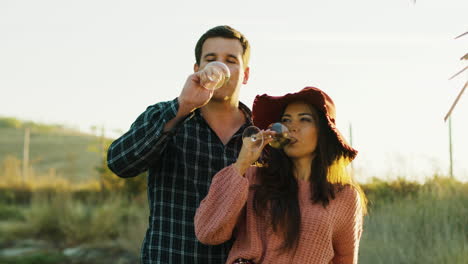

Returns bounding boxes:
[0,127,101,182]
[0,190,148,264]
[0,203,24,221]
[3,192,148,247]
[0,253,67,264]
[359,177,468,263]
[0,149,148,262]
[0,176,466,263]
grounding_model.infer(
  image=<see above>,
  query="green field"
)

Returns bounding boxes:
[0,122,101,182]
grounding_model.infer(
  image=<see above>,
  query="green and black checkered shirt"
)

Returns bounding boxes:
[107,98,251,264]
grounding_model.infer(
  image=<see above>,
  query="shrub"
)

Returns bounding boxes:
[362,177,421,210]
[0,203,24,221]
[12,191,148,248]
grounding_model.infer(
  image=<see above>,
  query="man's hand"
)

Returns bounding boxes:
[163,73,213,132]
[177,73,214,117]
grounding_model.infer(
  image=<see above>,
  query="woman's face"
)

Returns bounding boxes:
[281,101,319,160]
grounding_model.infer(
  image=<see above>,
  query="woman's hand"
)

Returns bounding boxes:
[233,130,275,175]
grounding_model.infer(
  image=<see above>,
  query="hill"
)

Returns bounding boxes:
[0,117,104,182]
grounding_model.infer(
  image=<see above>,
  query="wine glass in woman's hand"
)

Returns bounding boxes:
[242,122,292,150]
[241,122,294,167]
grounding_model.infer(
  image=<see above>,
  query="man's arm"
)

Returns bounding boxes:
[107,73,213,178]
[163,72,213,133]
[107,99,182,178]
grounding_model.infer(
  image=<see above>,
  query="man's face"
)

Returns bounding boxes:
[194,37,250,101]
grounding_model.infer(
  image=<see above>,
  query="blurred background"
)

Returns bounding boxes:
[1,0,467,263]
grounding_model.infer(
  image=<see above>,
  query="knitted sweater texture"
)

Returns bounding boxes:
[194,165,363,264]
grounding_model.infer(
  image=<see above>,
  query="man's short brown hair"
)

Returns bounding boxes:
[195,25,250,68]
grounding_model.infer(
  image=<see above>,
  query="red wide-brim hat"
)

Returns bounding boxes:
[252,86,358,160]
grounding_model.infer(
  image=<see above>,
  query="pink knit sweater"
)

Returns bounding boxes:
[195,165,363,264]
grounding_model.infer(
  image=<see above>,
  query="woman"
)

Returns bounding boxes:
[195,87,367,264]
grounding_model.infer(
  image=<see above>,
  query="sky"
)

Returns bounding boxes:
[1,0,467,182]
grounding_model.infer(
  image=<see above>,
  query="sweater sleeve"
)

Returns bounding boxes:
[107,98,186,178]
[194,165,250,245]
[332,187,364,264]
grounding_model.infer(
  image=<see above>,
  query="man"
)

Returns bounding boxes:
[107,25,252,263]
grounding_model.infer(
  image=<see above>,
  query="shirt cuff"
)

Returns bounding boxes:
[161,98,179,123]
[162,98,196,135]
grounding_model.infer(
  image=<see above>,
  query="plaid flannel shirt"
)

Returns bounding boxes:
[107,98,252,264]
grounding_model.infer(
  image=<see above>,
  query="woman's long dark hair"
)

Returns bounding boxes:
[251,106,363,252]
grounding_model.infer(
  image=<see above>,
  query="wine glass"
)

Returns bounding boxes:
[242,122,292,150]
[199,61,230,90]
[267,122,292,149]
[241,126,265,152]
[241,123,292,167]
